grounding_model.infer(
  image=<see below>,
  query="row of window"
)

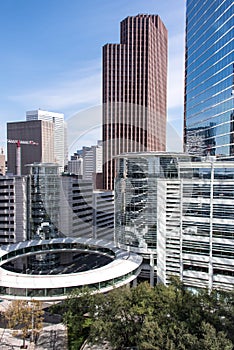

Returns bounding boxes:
[186,47,232,92]
[187,15,233,70]
[186,77,232,116]
[187,0,232,45]
[0,243,115,263]
[186,101,233,128]
[0,270,137,298]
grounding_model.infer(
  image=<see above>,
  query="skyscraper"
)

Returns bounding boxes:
[7,120,54,175]
[103,14,168,190]
[82,141,102,181]
[184,0,234,157]
[26,109,68,172]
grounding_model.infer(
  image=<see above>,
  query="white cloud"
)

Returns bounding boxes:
[6,38,185,149]
[8,61,102,112]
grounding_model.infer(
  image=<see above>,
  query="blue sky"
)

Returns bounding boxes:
[0,0,185,150]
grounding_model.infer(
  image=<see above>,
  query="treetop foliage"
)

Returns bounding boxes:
[5,299,44,348]
[61,278,234,350]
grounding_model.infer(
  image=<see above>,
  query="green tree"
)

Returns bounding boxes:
[59,279,234,350]
[89,287,138,349]
[62,287,94,350]
[5,300,43,348]
[198,322,233,350]
[198,288,234,344]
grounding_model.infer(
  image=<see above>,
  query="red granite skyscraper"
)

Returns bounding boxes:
[103,14,168,190]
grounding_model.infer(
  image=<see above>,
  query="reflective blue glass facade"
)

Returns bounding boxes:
[184,0,234,158]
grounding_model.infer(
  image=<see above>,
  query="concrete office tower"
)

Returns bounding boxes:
[103,14,168,190]
[0,175,27,245]
[93,190,114,241]
[184,0,234,157]
[60,174,94,238]
[26,110,68,172]
[83,141,102,180]
[60,174,114,240]
[67,156,83,176]
[115,152,234,291]
[7,120,54,175]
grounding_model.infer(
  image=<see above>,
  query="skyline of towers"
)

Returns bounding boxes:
[102,14,168,190]
[184,0,234,157]
[0,5,234,295]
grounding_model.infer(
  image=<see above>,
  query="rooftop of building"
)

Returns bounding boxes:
[0,237,142,301]
[115,151,191,159]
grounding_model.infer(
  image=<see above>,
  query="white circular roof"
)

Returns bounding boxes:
[0,237,142,300]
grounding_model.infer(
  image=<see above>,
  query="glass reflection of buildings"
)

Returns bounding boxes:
[184,0,234,158]
[186,123,216,156]
[26,163,61,271]
[115,152,234,291]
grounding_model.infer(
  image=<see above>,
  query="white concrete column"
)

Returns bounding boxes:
[150,253,154,286]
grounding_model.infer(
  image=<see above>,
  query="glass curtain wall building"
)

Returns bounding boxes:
[184,0,234,157]
[115,152,234,291]
[26,163,61,272]
[27,163,60,240]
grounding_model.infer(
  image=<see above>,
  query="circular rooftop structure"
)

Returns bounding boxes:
[0,237,142,301]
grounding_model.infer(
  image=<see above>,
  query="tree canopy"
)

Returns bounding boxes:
[5,300,44,348]
[60,279,234,350]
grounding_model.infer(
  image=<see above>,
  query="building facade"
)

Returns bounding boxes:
[67,156,83,176]
[7,120,54,175]
[27,163,61,240]
[0,176,27,245]
[93,190,114,241]
[0,238,142,301]
[82,141,102,181]
[0,165,114,246]
[103,14,168,190]
[184,0,234,157]
[115,152,234,291]
[60,174,94,238]
[26,110,68,172]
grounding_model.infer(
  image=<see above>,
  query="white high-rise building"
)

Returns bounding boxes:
[26,109,67,172]
[67,155,83,176]
[83,141,102,180]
